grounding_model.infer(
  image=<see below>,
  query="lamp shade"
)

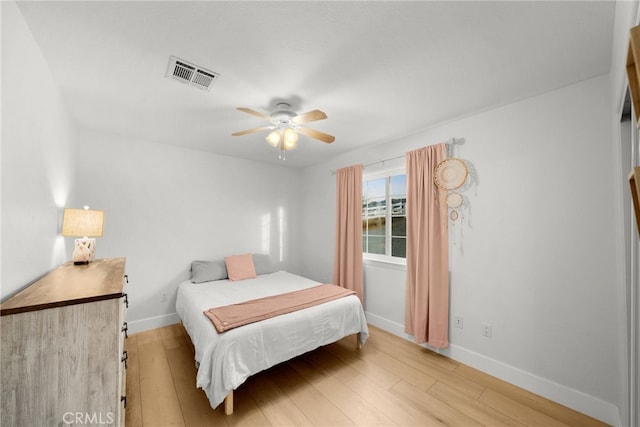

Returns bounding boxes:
[61,208,104,237]
[266,129,281,147]
[283,127,298,149]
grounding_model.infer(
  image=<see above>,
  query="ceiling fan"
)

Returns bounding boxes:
[232,102,335,159]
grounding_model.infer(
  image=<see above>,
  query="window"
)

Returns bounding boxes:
[362,173,406,261]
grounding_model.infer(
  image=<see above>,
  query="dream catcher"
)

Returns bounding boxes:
[434,157,469,222]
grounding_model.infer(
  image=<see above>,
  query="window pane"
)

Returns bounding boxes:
[366,236,385,255]
[392,237,406,258]
[364,178,386,199]
[364,198,385,219]
[390,174,406,196]
[367,216,385,236]
[390,197,406,216]
[391,217,406,237]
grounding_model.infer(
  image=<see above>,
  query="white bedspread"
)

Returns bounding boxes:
[175,271,369,410]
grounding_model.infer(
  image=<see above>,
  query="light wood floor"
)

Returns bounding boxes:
[124,323,608,427]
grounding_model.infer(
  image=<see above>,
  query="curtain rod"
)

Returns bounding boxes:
[330,138,456,175]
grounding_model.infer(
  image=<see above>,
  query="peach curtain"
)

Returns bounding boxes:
[404,144,449,348]
[333,164,364,303]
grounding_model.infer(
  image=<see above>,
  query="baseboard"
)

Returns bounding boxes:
[127,312,181,334]
[365,312,620,426]
[365,312,412,339]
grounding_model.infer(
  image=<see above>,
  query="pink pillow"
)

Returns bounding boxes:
[224,253,257,281]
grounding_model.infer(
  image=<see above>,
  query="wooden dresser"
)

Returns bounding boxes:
[0,257,128,426]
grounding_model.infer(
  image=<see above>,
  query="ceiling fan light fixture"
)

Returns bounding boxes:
[283,127,298,149]
[266,129,281,147]
[233,103,334,159]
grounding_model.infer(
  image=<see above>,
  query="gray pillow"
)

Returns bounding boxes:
[252,253,276,275]
[190,259,228,283]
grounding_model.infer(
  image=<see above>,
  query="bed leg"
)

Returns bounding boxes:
[356,333,362,350]
[224,391,234,415]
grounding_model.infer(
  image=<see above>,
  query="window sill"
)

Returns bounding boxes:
[363,256,407,271]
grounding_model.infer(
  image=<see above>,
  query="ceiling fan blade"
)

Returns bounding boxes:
[292,109,327,125]
[231,126,273,137]
[237,107,271,120]
[297,127,335,144]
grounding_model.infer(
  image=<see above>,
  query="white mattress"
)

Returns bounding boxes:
[175,270,369,410]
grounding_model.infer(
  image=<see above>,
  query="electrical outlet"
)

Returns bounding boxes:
[454,316,464,329]
[482,322,492,337]
[161,292,168,302]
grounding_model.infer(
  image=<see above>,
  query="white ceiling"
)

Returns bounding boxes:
[16,1,615,168]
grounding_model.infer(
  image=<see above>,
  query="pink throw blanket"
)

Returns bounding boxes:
[204,284,356,333]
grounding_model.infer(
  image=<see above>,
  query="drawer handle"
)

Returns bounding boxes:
[121,322,128,339]
[124,274,129,284]
[123,293,129,308]
[121,395,127,409]
[121,350,128,369]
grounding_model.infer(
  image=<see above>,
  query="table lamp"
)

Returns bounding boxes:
[61,207,104,264]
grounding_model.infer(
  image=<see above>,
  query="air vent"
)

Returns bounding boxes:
[166,56,219,91]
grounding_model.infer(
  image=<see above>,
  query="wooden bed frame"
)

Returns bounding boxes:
[221,332,362,415]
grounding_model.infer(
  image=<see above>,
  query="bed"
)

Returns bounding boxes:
[175,261,369,415]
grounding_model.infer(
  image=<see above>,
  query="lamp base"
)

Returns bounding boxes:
[72,238,96,264]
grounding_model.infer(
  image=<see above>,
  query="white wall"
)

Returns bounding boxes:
[301,75,620,424]
[1,1,77,299]
[76,129,303,331]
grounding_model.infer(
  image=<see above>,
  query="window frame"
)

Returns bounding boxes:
[362,167,407,266]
